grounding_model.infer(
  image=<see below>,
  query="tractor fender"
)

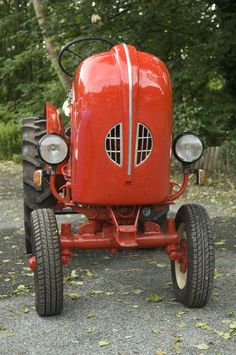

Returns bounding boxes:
[44,102,65,135]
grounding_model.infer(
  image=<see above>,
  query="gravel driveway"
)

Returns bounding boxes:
[0,162,236,355]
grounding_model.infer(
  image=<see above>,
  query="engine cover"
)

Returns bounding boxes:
[70,44,172,205]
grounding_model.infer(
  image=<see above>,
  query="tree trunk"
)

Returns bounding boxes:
[32,0,69,91]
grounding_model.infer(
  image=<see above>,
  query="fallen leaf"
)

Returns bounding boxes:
[163,282,172,289]
[194,343,209,350]
[177,322,186,328]
[87,311,96,319]
[173,335,182,353]
[24,273,34,277]
[221,319,231,324]
[213,329,231,340]
[215,240,226,246]
[153,328,163,335]
[14,284,31,294]
[222,332,231,340]
[112,328,118,333]
[90,290,103,295]
[70,280,83,286]
[229,321,236,330]
[196,322,211,330]
[3,331,14,337]
[215,331,231,340]
[227,311,235,318]
[71,270,79,279]
[98,340,110,347]
[156,263,167,268]
[147,293,163,303]
[176,310,188,317]
[68,293,80,300]
[86,270,94,278]
[132,289,142,295]
[214,269,222,278]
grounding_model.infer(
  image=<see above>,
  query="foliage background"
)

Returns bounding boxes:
[0,0,235,160]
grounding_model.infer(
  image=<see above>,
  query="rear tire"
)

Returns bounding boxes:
[171,204,215,308]
[22,117,57,254]
[31,208,63,316]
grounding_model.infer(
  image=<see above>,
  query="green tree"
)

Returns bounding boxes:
[0,0,235,159]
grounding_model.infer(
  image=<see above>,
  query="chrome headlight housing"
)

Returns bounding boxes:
[173,133,203,163]
[38,134,68,165]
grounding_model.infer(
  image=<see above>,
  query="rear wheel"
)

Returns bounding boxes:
[31,208,63,316]
[22,117,57,254]
[171,204,215,308]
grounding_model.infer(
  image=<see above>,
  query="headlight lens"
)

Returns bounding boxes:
[173,133,203,163]
[38,134,68,165]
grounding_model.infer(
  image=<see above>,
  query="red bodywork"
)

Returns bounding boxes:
[45,102,65,135]
[71,45,172,205]
[29,44,189,269]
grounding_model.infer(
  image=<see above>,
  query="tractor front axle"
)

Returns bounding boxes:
[28,218,181,270]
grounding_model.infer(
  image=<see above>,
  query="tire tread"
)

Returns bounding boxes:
[172,204,215,308]
[31,208,63,316]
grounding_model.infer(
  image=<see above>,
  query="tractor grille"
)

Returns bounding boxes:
[135,123,153,165]
[105,123,123,166]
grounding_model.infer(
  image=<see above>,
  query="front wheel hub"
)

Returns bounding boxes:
[179,239,187,273]
[28,256,36,272]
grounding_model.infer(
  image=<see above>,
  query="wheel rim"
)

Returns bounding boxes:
[175,223,188,289]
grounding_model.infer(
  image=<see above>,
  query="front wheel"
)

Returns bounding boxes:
[31,208,63,316]
[22,117,57,254]
[171,204,215,308]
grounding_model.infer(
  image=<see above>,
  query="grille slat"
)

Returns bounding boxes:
[105,123,122,166]
[135,123,153,166]
[105,123,152,167]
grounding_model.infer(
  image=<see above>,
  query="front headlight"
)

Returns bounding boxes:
[38,134,68,165]
[173,133,203,163]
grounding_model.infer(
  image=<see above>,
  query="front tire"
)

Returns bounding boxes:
[171,204,215,308]
[22,117,57,254]
[31,209,63,316]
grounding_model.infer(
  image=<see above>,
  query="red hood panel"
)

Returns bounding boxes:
[70,44,172,205]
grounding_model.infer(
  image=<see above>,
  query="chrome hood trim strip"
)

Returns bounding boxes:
[123,43,133,176]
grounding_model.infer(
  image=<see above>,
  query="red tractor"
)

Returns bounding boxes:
[22,37,215,316]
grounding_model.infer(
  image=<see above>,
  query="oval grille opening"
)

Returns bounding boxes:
[135,123,153,165]
[105,123,123,166]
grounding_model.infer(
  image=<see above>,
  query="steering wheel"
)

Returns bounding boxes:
[58,36,115,77]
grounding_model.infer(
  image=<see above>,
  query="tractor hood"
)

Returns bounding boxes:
[70,44,172,205]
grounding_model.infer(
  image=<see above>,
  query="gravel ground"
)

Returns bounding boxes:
[0,162,236,355]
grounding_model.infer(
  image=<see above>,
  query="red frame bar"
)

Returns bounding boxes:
[60,231,178,249]
[169,173,189,201]
[60,218,178,250]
